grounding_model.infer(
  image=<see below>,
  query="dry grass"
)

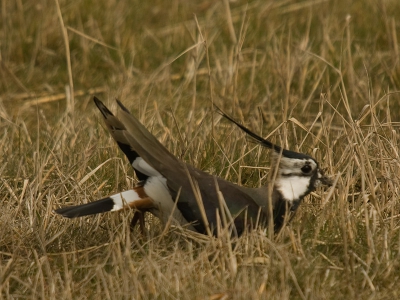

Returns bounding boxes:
[1,0,400,298]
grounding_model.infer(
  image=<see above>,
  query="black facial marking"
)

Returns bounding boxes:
[281,172,314,178]
[301,164,312,174]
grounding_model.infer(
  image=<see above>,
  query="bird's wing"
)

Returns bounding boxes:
[112,99,268,234]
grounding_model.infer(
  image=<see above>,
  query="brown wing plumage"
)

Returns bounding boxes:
[112,99,272,234]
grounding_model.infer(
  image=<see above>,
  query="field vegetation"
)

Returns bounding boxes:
[1,0,400,298]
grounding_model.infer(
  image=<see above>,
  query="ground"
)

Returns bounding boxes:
[1,0,400,299]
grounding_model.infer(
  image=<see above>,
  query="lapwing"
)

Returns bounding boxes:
[55,97,332,235]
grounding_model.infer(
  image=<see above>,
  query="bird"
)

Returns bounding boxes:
[54,97,332,236]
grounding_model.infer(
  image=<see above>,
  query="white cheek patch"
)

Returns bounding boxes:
[110,190,142,211]
[132,157,161,177]
[275,176,310,203]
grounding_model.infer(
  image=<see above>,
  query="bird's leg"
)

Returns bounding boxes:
[130,210,147,236]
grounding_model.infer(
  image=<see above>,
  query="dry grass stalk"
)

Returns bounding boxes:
[1,0,400,298]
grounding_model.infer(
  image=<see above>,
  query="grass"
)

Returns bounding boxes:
[1,0,400,298]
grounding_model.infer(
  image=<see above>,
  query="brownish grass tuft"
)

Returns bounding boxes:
[1,0,400,298]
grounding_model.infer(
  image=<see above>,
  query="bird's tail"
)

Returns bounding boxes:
[54,187,154,218]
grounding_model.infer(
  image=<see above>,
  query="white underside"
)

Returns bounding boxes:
[144,176,194,230]
[132,158,193,227]
[110,190,141,211]
[132,157,161,177]
[275,176,309,203]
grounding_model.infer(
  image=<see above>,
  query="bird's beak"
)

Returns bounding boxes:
[317,169,333,187]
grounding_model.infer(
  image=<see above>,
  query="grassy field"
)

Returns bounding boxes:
[1,0,400,298]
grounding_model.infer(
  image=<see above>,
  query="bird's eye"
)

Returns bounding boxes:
[301,165,312,174]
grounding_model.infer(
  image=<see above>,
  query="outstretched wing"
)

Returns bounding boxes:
[112,99,268,234]
[94,97,160,181]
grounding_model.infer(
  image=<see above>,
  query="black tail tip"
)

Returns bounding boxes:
[54,208,75,218]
